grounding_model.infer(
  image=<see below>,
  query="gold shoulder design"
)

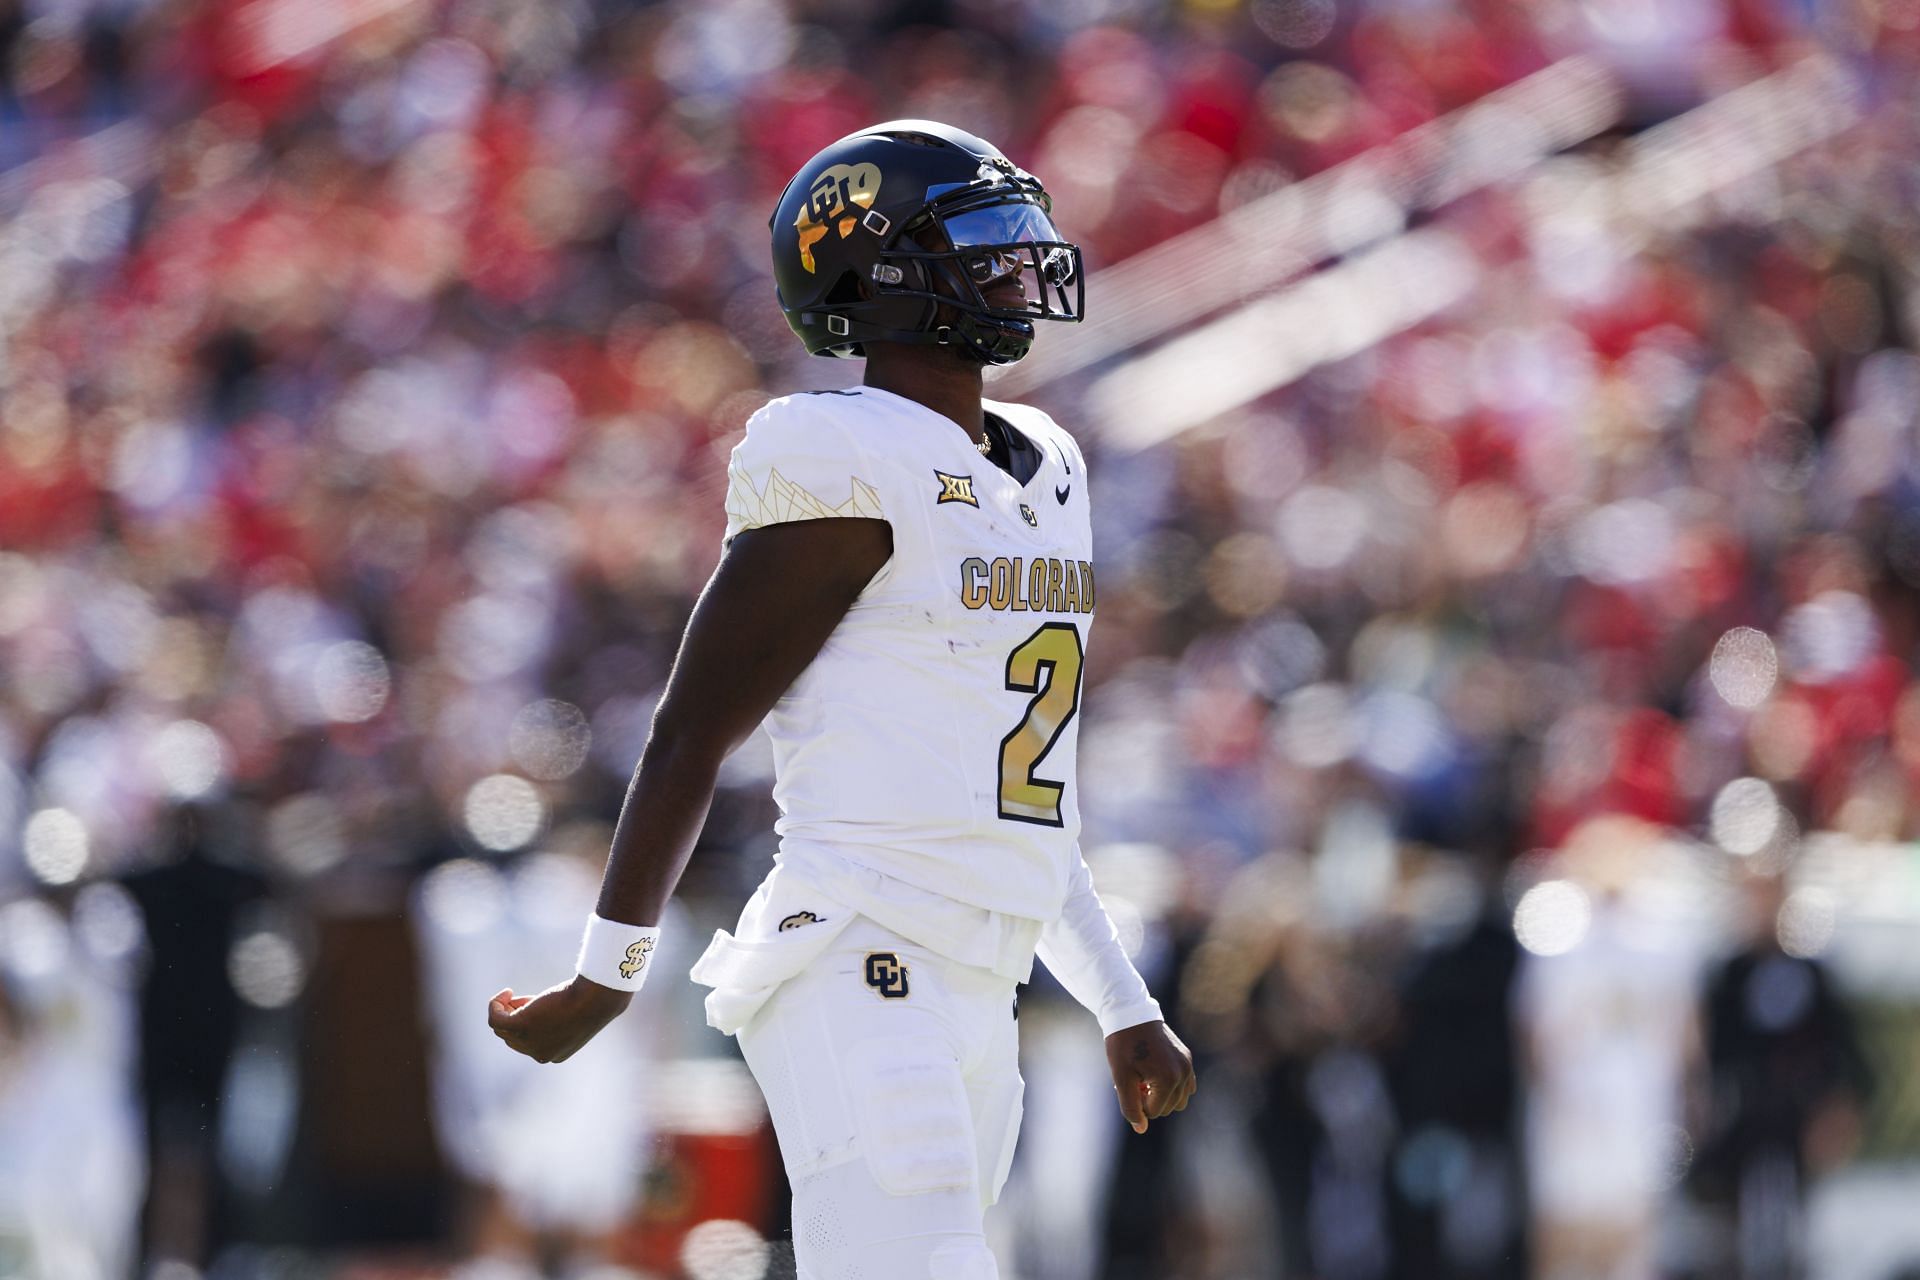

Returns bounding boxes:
[726,465,885,531]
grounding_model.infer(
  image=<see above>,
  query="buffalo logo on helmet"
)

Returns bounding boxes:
[794,162,885,274]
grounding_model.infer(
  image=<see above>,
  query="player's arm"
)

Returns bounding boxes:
[487,515,892,1064]
[1037,848,1196,1131]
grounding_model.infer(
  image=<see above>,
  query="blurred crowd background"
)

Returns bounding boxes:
[3,0,1920,1278]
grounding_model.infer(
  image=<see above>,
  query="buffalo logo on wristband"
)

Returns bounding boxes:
[864,951,910,999]
[620,938,656,981]
[779,910,823,931]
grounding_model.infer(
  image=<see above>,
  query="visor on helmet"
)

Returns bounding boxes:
[942,203,1077,288]
[908,197,1082,325]
[942,202,1063,249]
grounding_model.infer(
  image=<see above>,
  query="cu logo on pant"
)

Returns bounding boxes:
[864,952,910,999]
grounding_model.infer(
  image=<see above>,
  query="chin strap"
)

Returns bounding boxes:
[945,312,1034,365]
[804,311,1034,365]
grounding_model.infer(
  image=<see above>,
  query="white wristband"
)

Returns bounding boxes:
[576,915,661,993]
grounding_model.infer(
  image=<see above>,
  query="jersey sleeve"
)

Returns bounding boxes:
[723,397,890,546]
[1036,845,1164,1037]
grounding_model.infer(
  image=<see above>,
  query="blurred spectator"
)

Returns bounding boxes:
[1182,844,1402,1277]
[1097,859,1206,1280]
[1384,856,1526,1280]
[1691,868,1873,1280]
[410,838,673,1272]
[1516,820,1704,1280]
[0,892,144,1280]
[120,803,266,1275]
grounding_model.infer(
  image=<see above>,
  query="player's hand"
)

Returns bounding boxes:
[1105,1020,1196,1134]
[487,975,633,1064]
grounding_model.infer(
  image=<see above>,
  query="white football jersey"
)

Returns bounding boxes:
[723,384,1093,924]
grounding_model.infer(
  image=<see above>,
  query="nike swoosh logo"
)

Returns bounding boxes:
[1055,485,1071,505]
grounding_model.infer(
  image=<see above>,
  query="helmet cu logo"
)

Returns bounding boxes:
[619,938,655,981]
[864,951,910,999]
[795,162,884,274]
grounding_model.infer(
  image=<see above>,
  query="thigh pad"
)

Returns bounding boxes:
[844,1035,977,1197]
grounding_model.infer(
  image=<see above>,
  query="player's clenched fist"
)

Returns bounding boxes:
[487,977,632,1064]
[1105,1020,1197,1134]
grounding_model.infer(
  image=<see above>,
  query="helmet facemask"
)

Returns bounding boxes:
[872,189,1085,365]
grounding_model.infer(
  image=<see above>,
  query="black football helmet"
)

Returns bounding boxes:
[769,120,1084,365]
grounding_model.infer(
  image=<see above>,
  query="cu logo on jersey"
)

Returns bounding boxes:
[794,162,884,274]
[864,952,911,999]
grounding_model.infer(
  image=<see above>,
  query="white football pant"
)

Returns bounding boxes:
[737,917,1022,1280]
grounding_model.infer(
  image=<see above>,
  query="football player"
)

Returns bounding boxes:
[489,120,1194,1277]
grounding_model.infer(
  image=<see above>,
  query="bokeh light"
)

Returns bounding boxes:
[265,793,350,877]
[1777,886,1838,959]
[508,699,593,781]
[419,858,508,935]
[228,929,307,1009]
[440,596,548,682]
[1572,499,1674,585]
[1780,590,1877,683]
[314,640,391,723]
[110,419,194,510]
[151,719,228,799]
[1278,485,1368,570]
[1252,0,1337,49]
[1513,880,1591,957]
[462,775,545,852]
[1278,682,1359,768]
[1709,626,1778,710]
[1710,778,1782,856]
[71,881,145,963]
[1359,691,1452,780]
[680,1219,769,1280]
[23,807,89,886]
[0,897,70,978]
[1203,533,1287,616]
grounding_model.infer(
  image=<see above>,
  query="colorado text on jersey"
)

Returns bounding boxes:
[957,556,1095,613]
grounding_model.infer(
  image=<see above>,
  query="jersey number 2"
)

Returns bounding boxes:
[998,621,1084,826]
